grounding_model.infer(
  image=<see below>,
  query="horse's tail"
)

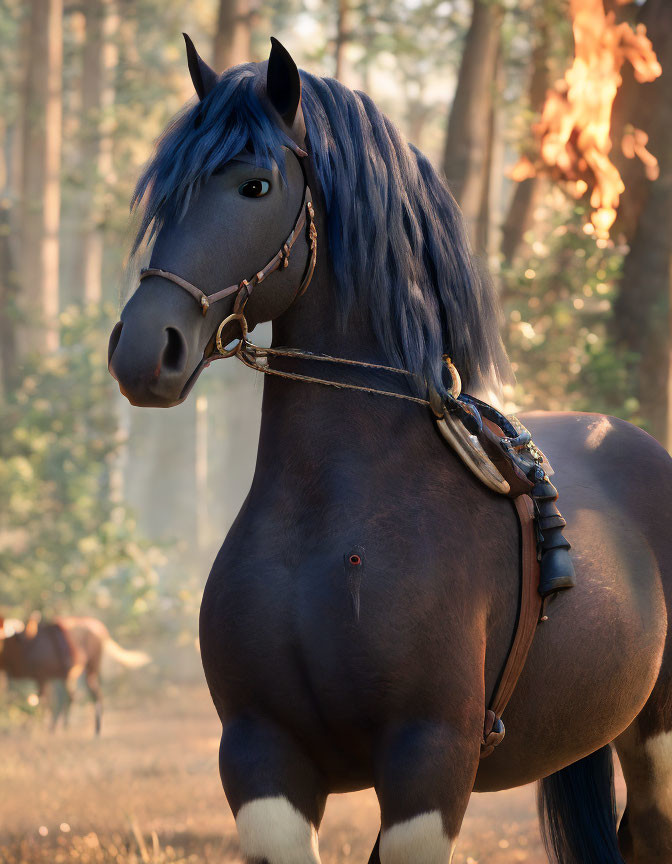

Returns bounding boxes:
[104,637,150,668]
[537,744,624,864]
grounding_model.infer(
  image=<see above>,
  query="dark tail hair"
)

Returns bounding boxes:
[537,745,625,863]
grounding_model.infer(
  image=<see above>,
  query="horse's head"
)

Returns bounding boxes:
[108,37,315,407]
[0,617,27,669]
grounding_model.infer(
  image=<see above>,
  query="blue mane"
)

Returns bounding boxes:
[133,64,510,397]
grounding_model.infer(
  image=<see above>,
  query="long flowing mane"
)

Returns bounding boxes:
[132,63,511,399]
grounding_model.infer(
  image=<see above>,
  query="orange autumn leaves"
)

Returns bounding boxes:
[514,0,661,236]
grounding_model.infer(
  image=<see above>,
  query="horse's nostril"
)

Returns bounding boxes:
[108,321,123,366]
[161,327,187,374]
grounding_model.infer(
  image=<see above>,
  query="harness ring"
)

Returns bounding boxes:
[215,313,248,358]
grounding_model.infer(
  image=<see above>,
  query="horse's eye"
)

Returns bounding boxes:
[238,179,271,198]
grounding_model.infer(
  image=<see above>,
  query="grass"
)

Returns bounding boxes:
[0,681,582,863]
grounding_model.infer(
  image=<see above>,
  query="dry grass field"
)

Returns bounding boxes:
[0,684,625,864]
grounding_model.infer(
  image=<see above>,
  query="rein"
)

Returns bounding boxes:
[238,342,436,407]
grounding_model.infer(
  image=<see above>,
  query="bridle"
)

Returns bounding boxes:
[140,163,317,360]
[137,153,505,438]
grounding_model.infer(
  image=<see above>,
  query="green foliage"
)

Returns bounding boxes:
[502,192,641,425]
[0,306,163,621]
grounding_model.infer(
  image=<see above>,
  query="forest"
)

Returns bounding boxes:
[0,0,670,637]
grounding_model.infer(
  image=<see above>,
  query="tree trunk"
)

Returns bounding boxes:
[335,0,352,82]
[213,0,252,72]
[0,201,19,397]
[474,44,502,257]
[19,0,63,353]
[442,0,503,247]
[76,0,118,305]
[611,0,672,444]
[501,19,552,263]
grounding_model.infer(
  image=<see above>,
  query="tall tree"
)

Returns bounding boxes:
[213,0,252,72]
[611,0,672,444]
[19,0,63,353]
[442,0,503,249]
[0,200,18,397]
[501,16,552,263]
[76,0,118,305]
[334,0,352,82]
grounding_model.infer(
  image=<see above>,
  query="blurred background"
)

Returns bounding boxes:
[0,0,669,861]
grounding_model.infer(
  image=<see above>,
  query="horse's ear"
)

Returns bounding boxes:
[267,37,306,146]
[183,33,218,101]
[25,615,38,639]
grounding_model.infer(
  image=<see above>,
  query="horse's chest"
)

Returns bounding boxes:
[200,540,451,737]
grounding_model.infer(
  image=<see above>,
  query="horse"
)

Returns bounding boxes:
[107,35,672,864]
[0,615,149,734]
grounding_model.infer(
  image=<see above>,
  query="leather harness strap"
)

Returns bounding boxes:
[480,494,542,758]
[140,184,315,318]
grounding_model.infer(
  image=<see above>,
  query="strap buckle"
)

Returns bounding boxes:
[234,279,251,315]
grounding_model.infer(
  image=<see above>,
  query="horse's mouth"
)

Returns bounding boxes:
[109,315,246,408]
[175,316,246,404]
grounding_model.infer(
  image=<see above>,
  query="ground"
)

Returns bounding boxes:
[0,684,625,863]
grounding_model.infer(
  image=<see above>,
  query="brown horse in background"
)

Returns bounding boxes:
[0,616,149,734]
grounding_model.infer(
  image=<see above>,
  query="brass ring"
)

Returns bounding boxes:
[215,313,248,357]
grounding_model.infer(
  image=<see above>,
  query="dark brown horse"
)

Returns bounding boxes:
[0,615,149,734]
[107,36,672,864]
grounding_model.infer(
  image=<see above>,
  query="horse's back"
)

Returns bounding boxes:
[525,411,672,544]
[476,411,671,790]
[56,616,108,669]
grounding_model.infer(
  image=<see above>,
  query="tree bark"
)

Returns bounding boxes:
[213,0,252,72]
[611,0,672,444]
[19,0,63,353]
[76,0,118,305]
[501,19,552,263]
[0,201,19,397]
[442,0,503,248]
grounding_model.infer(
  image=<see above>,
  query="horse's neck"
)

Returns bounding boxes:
[255,263,431,470]
[270,253,379,360]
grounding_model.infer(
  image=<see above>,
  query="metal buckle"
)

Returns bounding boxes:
[215,313,248,358]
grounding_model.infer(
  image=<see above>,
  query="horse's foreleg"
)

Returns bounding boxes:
[47,680,69,731]
[219,716,327,864]
[373,721,480,864]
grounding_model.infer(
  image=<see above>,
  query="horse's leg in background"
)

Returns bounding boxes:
[371,722,481,864]
[219,716,327,864]
[50,679,73,731]
[615,670,672,863]
[84,666,103,735]
[61,666,81,729]
[37,679,58,731]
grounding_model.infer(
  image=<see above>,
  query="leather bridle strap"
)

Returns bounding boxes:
[139,182,316,319]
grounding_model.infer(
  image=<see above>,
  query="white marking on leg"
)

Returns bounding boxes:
[235,796,321,864]
[380,811,455,864]
[644,730,672,818]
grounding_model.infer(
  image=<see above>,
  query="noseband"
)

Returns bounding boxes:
[139,179,317,358]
